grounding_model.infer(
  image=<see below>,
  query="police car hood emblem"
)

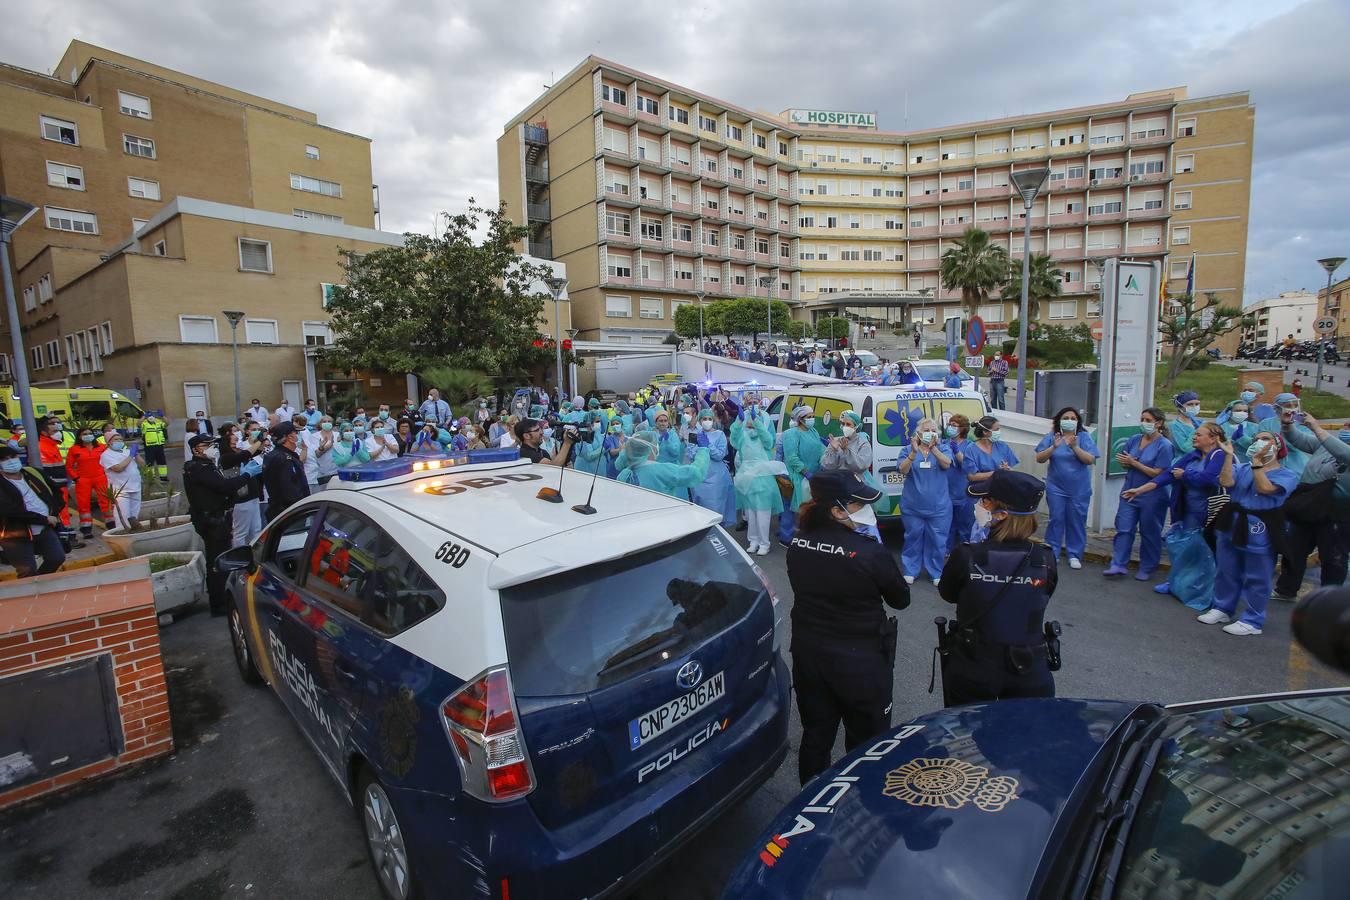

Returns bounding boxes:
[676,660,703,690]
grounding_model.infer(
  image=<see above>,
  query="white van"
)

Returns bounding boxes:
[765,386,990,521]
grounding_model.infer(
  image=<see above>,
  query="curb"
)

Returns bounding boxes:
[0,550,120,582]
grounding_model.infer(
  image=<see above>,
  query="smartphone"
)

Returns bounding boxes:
[1294,411,1307,425]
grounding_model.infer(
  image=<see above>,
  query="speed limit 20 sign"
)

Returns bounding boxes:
[1315,316,1337,335]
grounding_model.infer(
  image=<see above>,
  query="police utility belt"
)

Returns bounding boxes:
[929,546,1062,692]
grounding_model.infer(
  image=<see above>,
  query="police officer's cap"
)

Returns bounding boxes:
[967,469,1045,513]
[808,470,882,505]
[187,433,216,450]
[271,422,298,441]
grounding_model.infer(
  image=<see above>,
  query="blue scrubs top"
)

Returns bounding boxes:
[1225,462,1298,550]
[964,440,1019,477]
[897,441,954,516]
[946,438,974,502]
[1120,432,1176,493]
[1034,429,1100,499]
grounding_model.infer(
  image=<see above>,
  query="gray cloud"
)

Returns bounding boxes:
[5,0,1345,303]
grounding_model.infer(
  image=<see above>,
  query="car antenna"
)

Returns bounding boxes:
[572,459,600,515]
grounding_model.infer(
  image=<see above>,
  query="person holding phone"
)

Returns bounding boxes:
[1034,407,1100,570]
[731,392,784,556]
[1258,392,1313,478]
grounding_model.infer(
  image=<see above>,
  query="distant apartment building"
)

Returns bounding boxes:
[0,42,379,423]
[1238,290,1319,348]
[1321,276,1350,352]
[498,56,1253,344]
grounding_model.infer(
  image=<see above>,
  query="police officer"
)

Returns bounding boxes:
[937,470,1059,705]
[786,470,910,785]
[183,434,255,615]
[262,422,310,522]
[140,409,168,480]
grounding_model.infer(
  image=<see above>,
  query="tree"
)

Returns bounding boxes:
[784,320,813,341]
[721,298,793,343]
[323,202,557,377]
[1159,292,1255,388]
[673,302,706,340]
[814,316,851,345]
[940,227,1009,319]
[1002,253,1063,322]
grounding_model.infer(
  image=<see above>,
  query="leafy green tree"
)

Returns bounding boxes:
[1159,292,1254,388]
[1002,253,1063,321]
[323,202,558,377]
[785,320,813,341]
[721,298,793,343]
[940,227,1008,319]
[814,316,851,345]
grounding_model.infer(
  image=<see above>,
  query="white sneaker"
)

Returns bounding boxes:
[1068,558,1082,570]
[756,544,770,556]
[1196,609,1232,625]
[1222,621,1263,636]
[904,575,916,585]
[746,542,760,554]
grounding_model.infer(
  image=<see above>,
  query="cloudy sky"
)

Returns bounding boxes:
[6,0,1348,304]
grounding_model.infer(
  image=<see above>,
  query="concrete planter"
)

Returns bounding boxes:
[137,493,188,520]
[102,515,201,559]
[127,551,205,616]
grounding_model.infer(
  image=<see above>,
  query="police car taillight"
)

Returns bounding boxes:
[441,667,535,802]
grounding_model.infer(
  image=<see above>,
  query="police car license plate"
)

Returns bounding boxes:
[628,672,726,751]
[883,472,904,485]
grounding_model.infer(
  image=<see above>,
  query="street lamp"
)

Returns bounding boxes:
[222,310,245,419]
[1010,167,1050,414]
[693,290,706,347]
[1317,256,1346,392]
[758,275,774,344]
[0,195,41,464]
[545,275,568,405]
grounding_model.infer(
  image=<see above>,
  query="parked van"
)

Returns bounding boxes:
[0,386,145,437]
[765,386,990,520]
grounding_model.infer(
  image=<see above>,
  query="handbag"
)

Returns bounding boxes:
[1205,486,1230,528]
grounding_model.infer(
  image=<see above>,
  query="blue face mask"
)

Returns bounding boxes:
[1240,391,1257,403]
[1,458,23,474]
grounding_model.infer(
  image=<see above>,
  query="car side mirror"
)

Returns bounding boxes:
[216,545,256,574]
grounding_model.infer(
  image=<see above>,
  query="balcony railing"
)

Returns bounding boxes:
[523,124,548,145]
[527,201,550,221]
[528,239,552,259]
[525,164,549,183]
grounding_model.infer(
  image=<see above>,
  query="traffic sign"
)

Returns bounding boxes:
[1090,322,1103,341]
[965,356,985,370]
[1316,316,1337,335]
[965,316,987,354]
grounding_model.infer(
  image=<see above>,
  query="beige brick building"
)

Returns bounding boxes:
[498,56,1253,346]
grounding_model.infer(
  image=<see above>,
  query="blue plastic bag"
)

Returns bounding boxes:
[1163,526,1216,610]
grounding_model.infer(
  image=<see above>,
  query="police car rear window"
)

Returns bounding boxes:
[500,529,763,696]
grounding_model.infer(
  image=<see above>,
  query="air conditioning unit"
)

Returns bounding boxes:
[1090,179,1100,186]
[1130,175,1142,182]
[810,161,818,168]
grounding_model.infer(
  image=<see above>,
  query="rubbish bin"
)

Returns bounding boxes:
[1034,368,1100,426]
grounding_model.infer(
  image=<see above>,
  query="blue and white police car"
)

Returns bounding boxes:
[218,450,790,899]
[723,689,1350,899]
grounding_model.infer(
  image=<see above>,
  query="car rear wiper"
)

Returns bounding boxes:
[596,629,682,678]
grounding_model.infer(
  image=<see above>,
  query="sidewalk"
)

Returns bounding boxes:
[0,533,118,581]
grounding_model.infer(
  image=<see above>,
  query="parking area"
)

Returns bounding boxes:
[2,535,1343,899]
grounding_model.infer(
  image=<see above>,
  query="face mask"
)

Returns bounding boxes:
[804,417,816,428]
[374,427,387,437]
[306,406,315,412]
[205,447,220,462]
[1184,404,1201,418]
[920,431,936,445]
[700,420,714,431]
[321,422,333,431]
[1230,411,1249,423]
[842,426,857,438]
[480,402,488,408]
[1240,391,1257,403]
[1059,419,1078,433]
[342,432,354,441]
[611,425,623,434]
[380,411,390,420]
[682,413,692,423]
[543,427,554,438]
[81,434,95,443]
[1247,439,1271,460]
[1140,422,1157,435]
[355,428,367,437]
[1,459,22,474]
[989,430,1003,443]
[841,502,878,529]
[250,430,262,440]
[944,425,959,438]
[974,503,993,528]
[110,441,125,452]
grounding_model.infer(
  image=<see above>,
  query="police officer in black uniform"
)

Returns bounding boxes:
[786,470,910,785]
[183,433,254,615]
[937,469,1059,705]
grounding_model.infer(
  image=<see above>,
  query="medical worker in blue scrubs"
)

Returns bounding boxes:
[1034,406,1100,570]
[896,417,952,584]
[692,408,736,526]
[1197,430,1298,636]
[652,408,686,466]
[618,433,710,499]
[1104,408,1175,580]
[1257,392,1313,478]
[602,419,626,478]
[944,414,976,552]
[964,415,1019,539]
[572,413,607,476]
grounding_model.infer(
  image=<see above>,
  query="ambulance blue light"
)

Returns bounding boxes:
[336,447,521,482]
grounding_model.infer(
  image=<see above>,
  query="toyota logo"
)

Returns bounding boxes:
[676,660,703,690]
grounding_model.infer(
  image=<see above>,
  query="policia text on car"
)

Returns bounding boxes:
[934,469,1062,707]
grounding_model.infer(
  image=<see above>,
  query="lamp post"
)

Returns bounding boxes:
[565,328,579,397]
[1,195,42,464]
[1010,167,1049,414]
[693,290,706,347]
[1317,257,1346,392]
[545,275,568,405]
[222,310,245,419]
[758,275,774,344]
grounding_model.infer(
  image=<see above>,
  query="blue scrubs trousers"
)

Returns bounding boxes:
[1044,489,1090,559]
[902,508,951,579]
[1111,494,1168,574]
[947,499,974,552]
[778,510,796,544]
[1210,529,1275,629]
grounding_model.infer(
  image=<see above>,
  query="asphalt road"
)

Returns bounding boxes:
[2,531,1344,900]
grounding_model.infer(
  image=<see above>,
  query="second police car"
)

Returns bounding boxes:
[217,449,790,899]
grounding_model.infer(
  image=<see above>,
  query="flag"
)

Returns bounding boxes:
[1185,253,1196,297]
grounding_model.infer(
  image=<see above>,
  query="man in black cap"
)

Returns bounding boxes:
[937,469,1060,706]
[786,469,910,785]
[262,422,310,522]
[183,434,255,615]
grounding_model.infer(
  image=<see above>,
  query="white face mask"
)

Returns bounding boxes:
[205,447,220,462]
[1230,411,1249,423]
[842,502,877,529]
[700,420,714,431]
[1059,419,1078,433]
[974,503,993,528]
[803,417,816,428]
[841,426,856,438]
[1140,421,1157,435]
[1184,404,1201,417]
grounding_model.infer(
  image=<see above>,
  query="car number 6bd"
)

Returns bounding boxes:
[629,671,727,750]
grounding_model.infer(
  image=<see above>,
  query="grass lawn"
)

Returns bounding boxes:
[1153,363,1350,419]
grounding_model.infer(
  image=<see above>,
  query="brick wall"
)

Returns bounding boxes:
[0,558,172,810]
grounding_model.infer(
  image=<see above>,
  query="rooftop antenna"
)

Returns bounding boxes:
[572,450,601,516]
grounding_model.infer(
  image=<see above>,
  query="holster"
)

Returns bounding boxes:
[881,616,898,667]
[1044,620,1063,672]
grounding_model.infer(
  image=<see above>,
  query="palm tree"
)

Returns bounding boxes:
[940,227,1009,320]
[1002,252,1063,322]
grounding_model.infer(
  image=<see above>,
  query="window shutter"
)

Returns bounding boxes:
[240,240,270,272]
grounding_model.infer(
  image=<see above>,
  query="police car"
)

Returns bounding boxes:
[217,450,790,899]
[723,688,1350,899]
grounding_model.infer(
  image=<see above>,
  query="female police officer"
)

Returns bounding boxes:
[937,469,1059,706]
[787,470,910,785]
